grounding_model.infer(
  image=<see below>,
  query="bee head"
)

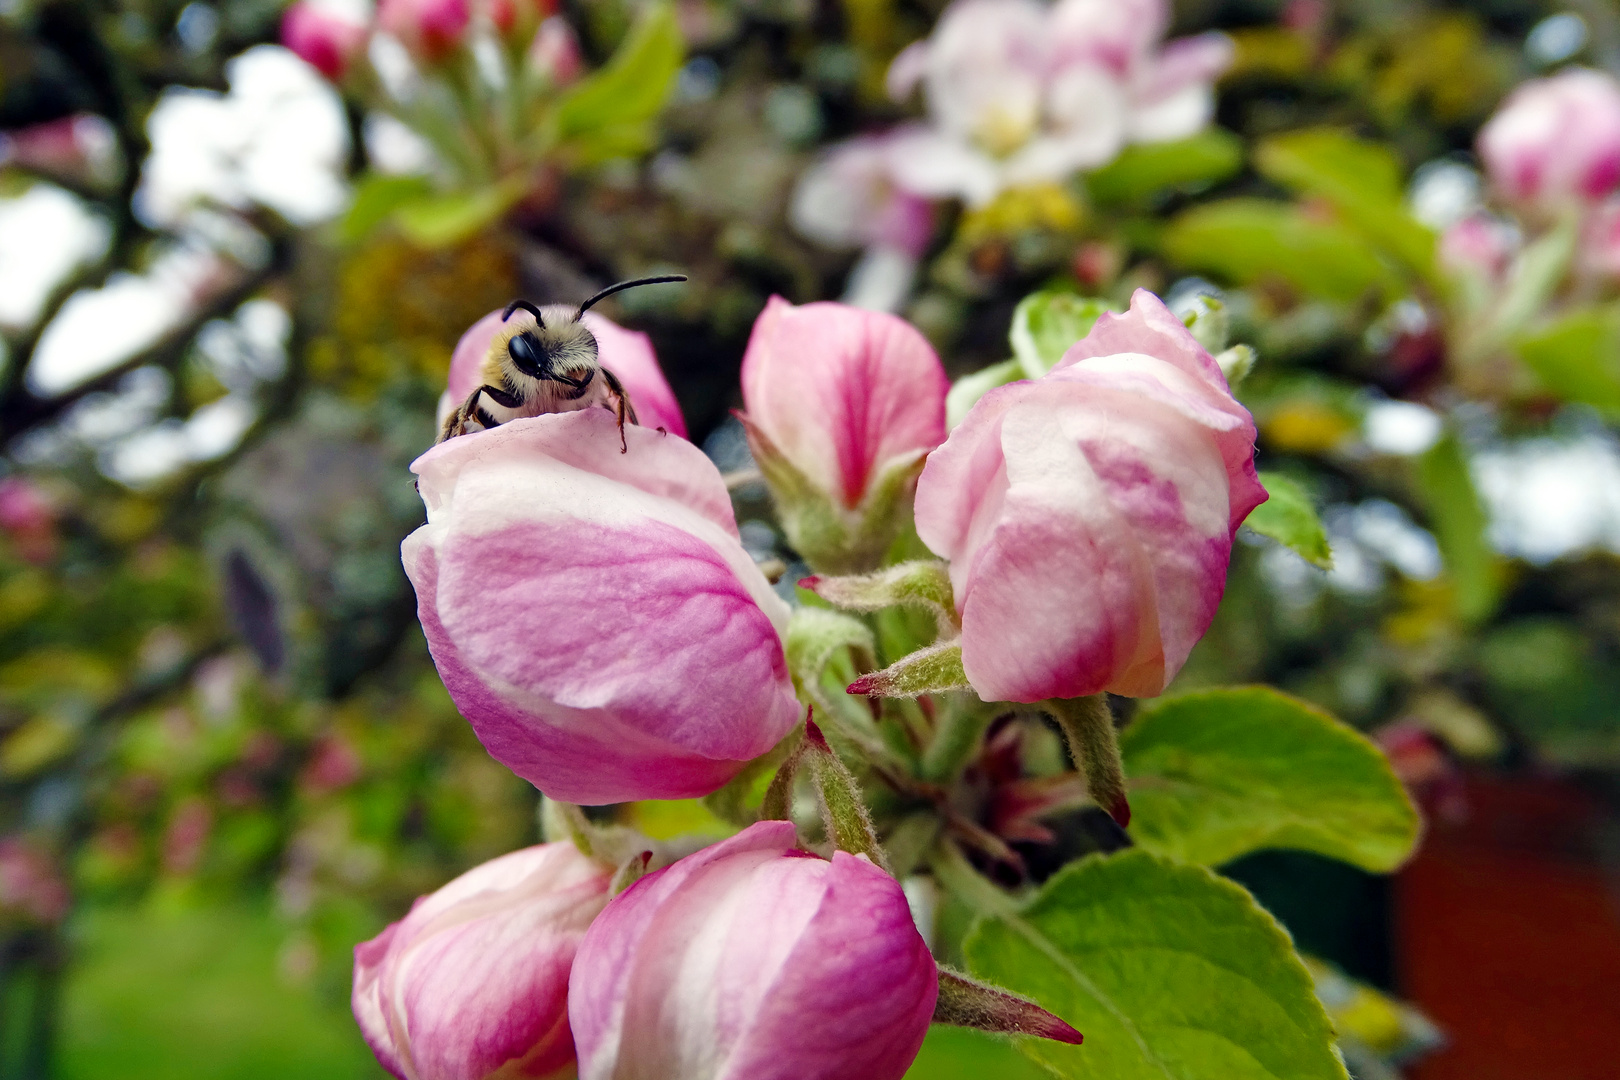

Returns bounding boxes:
[497,275,686,384]
[505,326,552,379]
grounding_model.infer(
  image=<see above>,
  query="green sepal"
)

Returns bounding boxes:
[1010,291,1115,379]
[738,413,925,574]
[801,560,958,636]
[933,966,1083,1045]
[803,718,890,871]
[1179,293,1231,353]
[847,641,969,699]
[1045,695,1129,827]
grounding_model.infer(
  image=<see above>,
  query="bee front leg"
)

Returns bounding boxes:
[600,367,638,453]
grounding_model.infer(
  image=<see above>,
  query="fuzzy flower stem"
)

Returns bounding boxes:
[1046,694,1131,827]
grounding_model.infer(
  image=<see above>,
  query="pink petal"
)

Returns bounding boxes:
[740,297,947,508]
[582,312,687,438]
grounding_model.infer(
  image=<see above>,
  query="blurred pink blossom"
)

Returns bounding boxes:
[885,0,1232,205]
[402,410,799,803]
[354,842,610,1080]
[0,113,118,186]
[439,309,686,438]
[915,289,1266,703]
[379,0,470,63]
[0,477,58,564]
[1580,197,1620,278]
[1439,212,1519,281]
[0,839,70,926]
[568,821,938,1080]
[1479,68,1620,213]
[527,17,583,85]
[281,1,371,80]
[791,132,936,258]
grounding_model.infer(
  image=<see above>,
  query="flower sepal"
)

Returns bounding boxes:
[738,411,928,574]
[933,966,1083,1045]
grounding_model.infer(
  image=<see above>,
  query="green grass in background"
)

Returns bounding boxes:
[59,901,383,1080]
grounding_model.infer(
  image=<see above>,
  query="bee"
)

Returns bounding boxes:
[438,274,687,451]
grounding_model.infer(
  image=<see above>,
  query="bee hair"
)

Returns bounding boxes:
[502,299,544,326]
[576,275,688,317]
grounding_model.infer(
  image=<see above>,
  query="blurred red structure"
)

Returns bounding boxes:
[1398,771,1620,1080]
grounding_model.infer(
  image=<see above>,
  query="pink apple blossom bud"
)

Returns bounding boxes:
[483,0,551,38]
[0,839,70,926]
[0,113,118,187]
[0,477,58,564]
[438,308,687,438]
[1580,197,1620,278]
[1479,68,1620,212]
[568,821,938,1080]
[281,1,370,80]
[1439,212,1518,281]
[791,133,936,258]
[353,842,612,1080]
[1049,0,1167,76]
[402,410,799,803]
[914,289,1267,703]
[527,16,583,85]
[739,297,948,570]
[379,0,470,63]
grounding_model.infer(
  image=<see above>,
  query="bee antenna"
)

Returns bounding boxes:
[576,275,688,316]
[503,299,544,327]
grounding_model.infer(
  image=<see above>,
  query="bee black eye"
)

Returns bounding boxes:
[507,331,547,376]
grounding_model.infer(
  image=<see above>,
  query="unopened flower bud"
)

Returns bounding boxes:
[379,0,470,63]
[527,16,583,85]
[353,842,611,1080]
[281,0,370,80]
[915,289,1267,703]
[738,298,948,573]
[568,821,938,1080]
[402,411,799,803]
[1479,68,1620,212]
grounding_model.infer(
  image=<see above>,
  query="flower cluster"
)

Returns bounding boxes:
[1442,67,1620,291]
[791,0,1232,304]
[279,0,590,219]
[367,285,1260,1077]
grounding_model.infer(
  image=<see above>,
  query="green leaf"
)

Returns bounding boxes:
[965,850,1347,1080]
[555,1,683,141]
[1255,128,1439,289]
[1010,291,1116,379]
[393,179,527,248]
[1515,303,1620,415]
[1120,686,1419,871]
[1243,472,1332,568]
[337,173,434,244]
[904,1025,1052,1080]
[1415,432,1499,623]
[1162,199,1392,302]
[1087,128,1245,206]
[946,359,1023,429]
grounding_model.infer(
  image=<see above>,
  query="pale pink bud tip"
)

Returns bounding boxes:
[798,575,822,591]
